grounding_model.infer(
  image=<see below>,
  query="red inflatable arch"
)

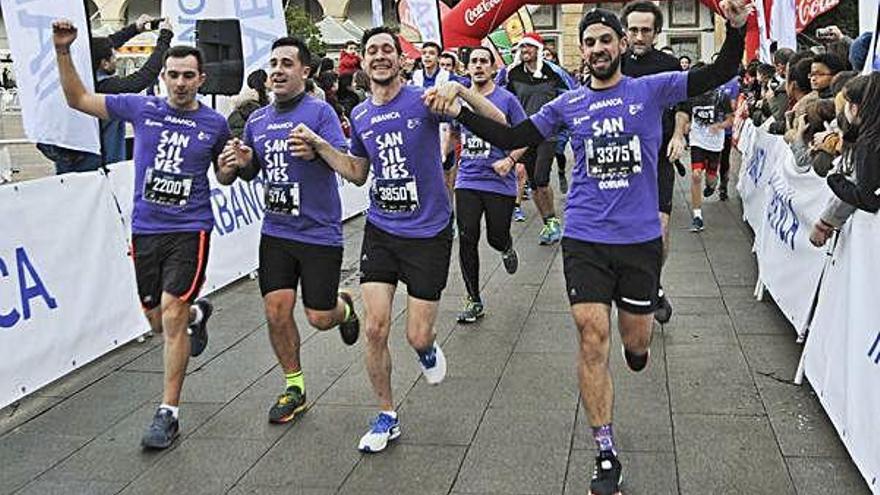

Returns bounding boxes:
[440,0,761,61]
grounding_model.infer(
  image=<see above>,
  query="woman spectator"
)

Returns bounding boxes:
[227,69,269,138]
[811,73,880,246]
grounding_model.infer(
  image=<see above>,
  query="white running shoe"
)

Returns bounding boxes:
[416,343,446,385]
[358,412,401,453]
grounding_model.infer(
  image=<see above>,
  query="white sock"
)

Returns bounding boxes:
[190,304,203,325]
[159,403,179,419]
[693,209,702,219]
[381,410,397,419]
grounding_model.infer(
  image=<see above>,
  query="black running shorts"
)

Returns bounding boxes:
[690,147,721,172]
[522,140,556,189]
[359,220,453,301]
[562,236,662,314]
[258,235,342,310]
[131,231,210,310]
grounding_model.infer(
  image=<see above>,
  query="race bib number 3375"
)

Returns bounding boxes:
[585,134,642,179]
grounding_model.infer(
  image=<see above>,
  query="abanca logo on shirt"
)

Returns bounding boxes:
[588,97,623,112]
[267,122,294,131]
[164,115,197,128]
[371,112,401,125]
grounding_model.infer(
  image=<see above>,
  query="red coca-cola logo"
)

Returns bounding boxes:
[796,0,840,30]
[464,0,503,27]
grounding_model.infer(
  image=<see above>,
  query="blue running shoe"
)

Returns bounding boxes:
[547,217,562,243]
[513,206,526,222]
[358,412,401,453]
[141,407,179,450]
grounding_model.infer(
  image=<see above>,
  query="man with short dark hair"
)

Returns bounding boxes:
[773,47,795,77]
[220,36,362,426]
[53,20,235,450]
[810,52,846,97]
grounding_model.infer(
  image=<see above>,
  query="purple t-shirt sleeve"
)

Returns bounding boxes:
[529,93,566,139]
[212,120,231,164]
[645,71,689,108]
[105,94,145,122]
[319,104,348,152]
[349,119,367,158]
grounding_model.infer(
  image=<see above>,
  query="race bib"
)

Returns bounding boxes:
[693,105,716,125]
[143,168,193,206]
[461,134,491,159]
[373,176,419,212]
[585,134,642,179]
[265,182,300,216]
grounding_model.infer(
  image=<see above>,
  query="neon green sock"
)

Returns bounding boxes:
[343,299,352,322]
[285,370,304,392]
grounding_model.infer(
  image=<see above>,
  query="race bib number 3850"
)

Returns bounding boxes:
[265,182,301,216]
[373,176,419,212]
[585,134,642,179]
[143,168,193,206]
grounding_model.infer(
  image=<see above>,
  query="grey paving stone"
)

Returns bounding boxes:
[118,438,267,495]
[725,295,794,336]
[565,449,678,495]
[15,479,126,495]
[675,414,796,495]
[514,311,579,353]
[0,431,88,494]
[490,352,579,411]
[0,395,55,437]
[235,405,370,489]
[667,344,764,415]
[228,486,337,495]
[396,404,483,446]
[662,271,722,298]
[663,296,727,316]
[473,407,575,448]
[39,401,223,483]
[453,443,568,494]
[338,445,467,495]
[442,336,516,380]
[738,334,802,379]
[786,456,872,495]
[663,313,738,346]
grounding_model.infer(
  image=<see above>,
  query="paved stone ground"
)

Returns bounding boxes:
[0,157,870,494]
[0,113,54,182]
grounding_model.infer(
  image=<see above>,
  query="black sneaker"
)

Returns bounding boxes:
[501,247,518,274]
[674,160,687,177]
[623,346,650,372]
[719,189,729,201]
[141,408,179,450]
[337,291,360,346]
[590,451,623,495]
[457,297,485,324]
[268,385,307,424]
[558,173,569,194]
[703,184,716,198]
[188,298,213,357]
[690,216,704,232]
[654,291,672,324]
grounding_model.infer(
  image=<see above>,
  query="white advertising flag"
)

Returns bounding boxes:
[0,0,100,154]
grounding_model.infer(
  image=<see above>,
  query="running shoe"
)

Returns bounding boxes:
[547,217,563,244]
[141,407,179,450]
[654,290,673,324]
[337,291,360,346]
[502,246,519,274]
[358,412,401,453]
[558,173,569,194]
[719,188,729,201]
[703,174,718,197]
[623,346,650,372]
[188,298,213,357]
[590,451,623,495]
[417,342,446,385]
[513,206,526,222]
[268,385,307,424]
[538,222,553,245]
[457,297,485,324]
[690,216,704,232]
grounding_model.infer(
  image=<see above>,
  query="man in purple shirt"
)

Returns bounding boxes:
[53,20,236,450]
[219,37,361,427]
[450,46,527,323]
[291,26,504,454]
[426,2,749,492]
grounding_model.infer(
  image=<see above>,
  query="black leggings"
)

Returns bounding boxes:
[720,135,732,188]
[455,188,515,300]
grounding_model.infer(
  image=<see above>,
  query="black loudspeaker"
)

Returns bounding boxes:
[195,19,244,95]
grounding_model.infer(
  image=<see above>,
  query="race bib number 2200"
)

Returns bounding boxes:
[143,168,193,206]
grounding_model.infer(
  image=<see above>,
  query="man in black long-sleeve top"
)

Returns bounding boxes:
[424,2,750,493]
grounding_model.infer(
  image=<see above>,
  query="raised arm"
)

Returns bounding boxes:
[53,20,109,120]
[686,0,751,97]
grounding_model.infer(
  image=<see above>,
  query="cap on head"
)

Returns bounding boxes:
[578,9,625,41]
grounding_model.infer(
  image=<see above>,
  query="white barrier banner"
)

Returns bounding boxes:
[804,212,880,494]
[0,172,145,410]
[161,0,287,85]
[0,0,100,154]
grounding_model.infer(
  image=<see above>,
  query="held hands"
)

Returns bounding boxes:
[718,0,754,29]
[219,138,252,175]
[289,124,320,161]
[423,82,463,117]
[809,220,834,247]
[492,156,515,177]
[52,20,78,51]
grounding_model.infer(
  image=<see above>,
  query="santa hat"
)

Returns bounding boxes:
[512,32,545,78]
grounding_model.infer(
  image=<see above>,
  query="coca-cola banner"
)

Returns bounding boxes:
[795,0,840,31]
[442,0,577,48]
